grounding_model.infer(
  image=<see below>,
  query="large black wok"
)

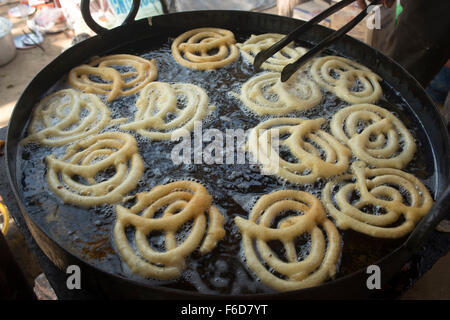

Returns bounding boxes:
[5,1,450,299]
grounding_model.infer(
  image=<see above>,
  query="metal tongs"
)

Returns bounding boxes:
[253,0,381,82]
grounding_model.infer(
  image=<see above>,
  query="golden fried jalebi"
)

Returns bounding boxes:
[322,161,433,238]
[235,190,341,292]
[330,104,416,169]
[310,56,382,103]
[113,180,225,280]
[171,28,239,70]
[247,117,352,184]
[68,54,158,102]
[120,82,211,140]
[46,132,144,207]
[232,72,321,115]
[20,89,111,146]
[237,33,307,71]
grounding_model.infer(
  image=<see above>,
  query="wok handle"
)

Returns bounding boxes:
[80,0,141,35]
[404,184,450,253]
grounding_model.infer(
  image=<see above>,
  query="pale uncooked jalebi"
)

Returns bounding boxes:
[321,161,433,238]
[235,190,341,292]
[46,132,144,207]
[232,72,321,115]
[20,89,111,147]
[310,56,382,104]
[330,104,416,169]
[113,180,225,280]
[68,54,158,102]
[171,28,239,70]
[237,33,307,71]
[120,82,212,140]
[247,117,352,184]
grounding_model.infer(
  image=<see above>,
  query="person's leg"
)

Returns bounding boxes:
[384,0,450,87]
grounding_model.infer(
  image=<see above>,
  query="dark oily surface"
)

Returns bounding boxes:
[12,33,441,295]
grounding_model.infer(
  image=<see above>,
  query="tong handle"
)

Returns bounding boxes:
[254,0,355,72]
[281,0,381,82]
[80,0,141,35]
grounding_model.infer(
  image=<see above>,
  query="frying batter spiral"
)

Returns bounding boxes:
[232,72,322,115]
[46,132,144,207]
[321,161,433,238]
[20,89,111,146]
[310,56,382,103]
[235,190,341,292]
[68,54,158,102]
[247,118,352,184]
[330,104,416,169]
[237,33,307,71]
[171,28,239,70]
[120,82,212,140]
[113,180,225,280]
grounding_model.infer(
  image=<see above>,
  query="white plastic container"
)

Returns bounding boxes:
[0,17,17,66]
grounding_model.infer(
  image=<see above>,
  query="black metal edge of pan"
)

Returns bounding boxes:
[5,10,450,299]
